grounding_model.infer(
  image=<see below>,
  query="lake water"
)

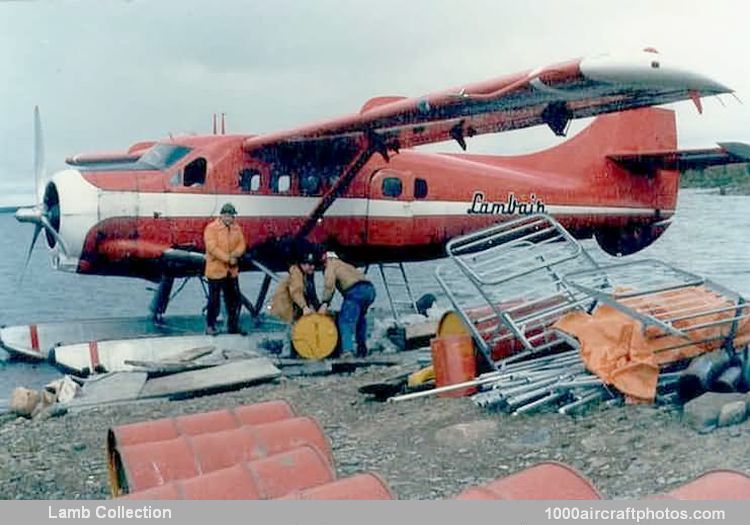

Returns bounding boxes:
[1,189,748,408]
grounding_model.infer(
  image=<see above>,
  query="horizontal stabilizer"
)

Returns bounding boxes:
[608,142,750,173]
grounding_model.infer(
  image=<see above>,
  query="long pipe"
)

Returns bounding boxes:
[388,374,510,402]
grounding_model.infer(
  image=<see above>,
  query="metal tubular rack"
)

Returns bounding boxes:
[562,258,750,353]
[433,214,749,415]
[435,214,601,370]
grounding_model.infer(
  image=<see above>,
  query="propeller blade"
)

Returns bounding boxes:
[33,105,46,203]
[20,224,43,283]
[40,215,68,256]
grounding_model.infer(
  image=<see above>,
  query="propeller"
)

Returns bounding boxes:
[33,105,45,202]
[17,106,67,281]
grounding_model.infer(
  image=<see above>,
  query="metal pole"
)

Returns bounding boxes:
[388,374,509,402]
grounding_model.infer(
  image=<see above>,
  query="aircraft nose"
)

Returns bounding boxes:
[39,169,99,271]
[579,49,732,95]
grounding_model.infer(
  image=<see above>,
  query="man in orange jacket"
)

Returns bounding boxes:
[204,203,247,335]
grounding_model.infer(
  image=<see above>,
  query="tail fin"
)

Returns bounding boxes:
[507,106,678,171]
[461,107,680,211]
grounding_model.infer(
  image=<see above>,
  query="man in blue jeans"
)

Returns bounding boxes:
[318,252,376,358]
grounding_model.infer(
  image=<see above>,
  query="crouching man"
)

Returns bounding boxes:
[269,252,320,356]
[318,252,375,357]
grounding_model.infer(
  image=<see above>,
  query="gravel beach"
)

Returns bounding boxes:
[1,360,749,500]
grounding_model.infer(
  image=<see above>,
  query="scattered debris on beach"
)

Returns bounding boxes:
[364,214,750,428]
[107,399,750,500]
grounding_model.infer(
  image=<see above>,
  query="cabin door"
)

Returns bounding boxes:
[166,155,218,250]
[366,169,414,246]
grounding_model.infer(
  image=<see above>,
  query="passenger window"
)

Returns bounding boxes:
[382,177,402,198]
[415,178,428,199]
[300,173,321,195]
[183,157,207,187]
[239,169,261,192]
[273,174,291,193]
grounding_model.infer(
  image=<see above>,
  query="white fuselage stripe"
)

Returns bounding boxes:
[53,170,671,272]
[103,191,671,219]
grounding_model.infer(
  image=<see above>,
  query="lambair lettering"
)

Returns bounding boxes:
[467,191,546,215]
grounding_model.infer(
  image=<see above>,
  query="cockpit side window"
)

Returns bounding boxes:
[139,144,191,170]
[183,157,207,187]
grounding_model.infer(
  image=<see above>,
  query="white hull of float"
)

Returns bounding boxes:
[0,315,207,361]
[52,334,258,376]
[0,315,284,361]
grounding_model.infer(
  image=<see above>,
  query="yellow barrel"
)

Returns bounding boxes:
[437,311,470,337]
[292,314,338,360]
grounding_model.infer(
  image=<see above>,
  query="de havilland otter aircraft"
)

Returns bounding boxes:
[14,49,750,322]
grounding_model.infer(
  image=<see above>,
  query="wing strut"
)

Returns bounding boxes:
[293,138,376,240]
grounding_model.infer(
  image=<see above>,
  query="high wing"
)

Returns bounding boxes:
[608,142,750,173]
[242,49,731,237]
[243,50,730,156]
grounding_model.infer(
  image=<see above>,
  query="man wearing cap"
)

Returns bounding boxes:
[268,251,321,356]
[203,203,246,335]
[318,252,376,357]
[269,251,321,324]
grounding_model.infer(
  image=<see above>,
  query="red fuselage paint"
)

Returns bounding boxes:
[66,107,677,278]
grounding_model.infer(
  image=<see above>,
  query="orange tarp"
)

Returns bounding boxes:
[554,287,750,402]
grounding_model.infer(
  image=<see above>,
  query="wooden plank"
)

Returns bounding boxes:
[405,320,438,341]
[122,359,214,375]
[281,361,334,377]
[274,356,400,367]
[74,372,149,405]
[139,358,280,399]
[173,346,216,362]
[386,320,437,351]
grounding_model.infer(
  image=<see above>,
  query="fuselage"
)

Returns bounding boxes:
[40,107,679,279]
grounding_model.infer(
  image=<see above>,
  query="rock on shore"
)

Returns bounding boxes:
[1,363,749,500]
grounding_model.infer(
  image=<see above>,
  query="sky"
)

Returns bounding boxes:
[1,0,748,205]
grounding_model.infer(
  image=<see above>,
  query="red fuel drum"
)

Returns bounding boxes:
[438,295,568,361]
[277,473,394,500]
[430,335,477,397]
[110,416,331,495]
[455,462,601,500]
[121,446,335,500]
[655,470,750,500]
[108,400,295,450]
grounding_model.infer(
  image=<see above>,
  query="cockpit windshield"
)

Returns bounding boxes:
[138,144,192,170]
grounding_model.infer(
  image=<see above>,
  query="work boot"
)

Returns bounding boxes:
[205,326,219,336]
